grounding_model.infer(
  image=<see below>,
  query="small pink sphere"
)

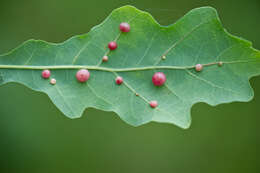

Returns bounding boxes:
[119,22,130,32]
[152,72,166,86]
[102,55,108,62]
[76,69,90,83]
[195,64,203,72]
[108,41,117,50]
[115,76,123,85]
[42,69,51,79]
[150,100,158,108]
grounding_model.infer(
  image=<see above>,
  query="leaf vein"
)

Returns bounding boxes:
[154,19,213,66]
[55,85,76,115]
[185,69,239,94]
[87,82,113,107]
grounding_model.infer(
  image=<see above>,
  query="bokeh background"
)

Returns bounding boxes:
[0,0,259,172]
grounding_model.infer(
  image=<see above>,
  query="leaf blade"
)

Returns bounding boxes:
[0,6,259,128]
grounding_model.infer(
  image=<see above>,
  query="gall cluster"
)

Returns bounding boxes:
[41,69,56,85]
[41,22,223,109]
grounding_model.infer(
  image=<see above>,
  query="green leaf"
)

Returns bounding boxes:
[0,6,259,128]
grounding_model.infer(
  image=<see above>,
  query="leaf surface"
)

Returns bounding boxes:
[0,6,259,128]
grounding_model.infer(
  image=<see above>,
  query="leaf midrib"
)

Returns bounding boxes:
[0,60,256,71]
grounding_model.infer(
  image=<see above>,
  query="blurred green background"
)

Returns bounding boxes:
[0,0,259,172]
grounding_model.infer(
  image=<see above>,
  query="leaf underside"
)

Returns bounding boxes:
[0,6,259,128]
